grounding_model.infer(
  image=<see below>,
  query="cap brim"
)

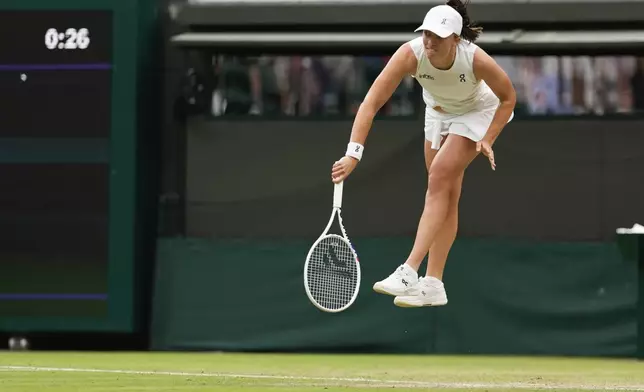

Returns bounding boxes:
[414,24,453,38]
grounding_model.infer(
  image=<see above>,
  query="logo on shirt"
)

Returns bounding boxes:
[459,74,466,83]
[418,74,435,80]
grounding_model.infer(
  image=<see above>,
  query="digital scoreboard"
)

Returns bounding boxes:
[0,10,112,319]
[0,0,153,334]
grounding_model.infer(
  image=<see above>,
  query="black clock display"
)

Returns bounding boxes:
[0,10,113,319]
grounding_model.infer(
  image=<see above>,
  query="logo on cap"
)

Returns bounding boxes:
[441,18,447,25]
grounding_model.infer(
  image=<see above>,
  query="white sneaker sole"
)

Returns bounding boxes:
[372,282,401,296]
[373,282,415,297]
[393,296,448,308]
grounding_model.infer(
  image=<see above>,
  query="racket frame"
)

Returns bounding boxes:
[304,181,361,313]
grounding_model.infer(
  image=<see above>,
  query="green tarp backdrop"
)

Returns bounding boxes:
[152,237,637,356]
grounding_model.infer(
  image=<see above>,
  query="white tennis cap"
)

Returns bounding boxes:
[414,5,463,38]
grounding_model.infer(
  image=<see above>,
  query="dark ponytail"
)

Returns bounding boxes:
[446,0,483,42]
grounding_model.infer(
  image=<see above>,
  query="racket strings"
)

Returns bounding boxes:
[306,236,358,311]
[336,213,356,258]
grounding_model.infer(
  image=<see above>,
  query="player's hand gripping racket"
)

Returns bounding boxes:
[304,181,361,312]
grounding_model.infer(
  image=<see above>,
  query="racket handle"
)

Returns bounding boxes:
[333,181,344,208]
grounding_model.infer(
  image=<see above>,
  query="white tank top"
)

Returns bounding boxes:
[408,36,498,114]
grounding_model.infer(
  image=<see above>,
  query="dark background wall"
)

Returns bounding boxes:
[183,118,644,242]
[162,0,644,242]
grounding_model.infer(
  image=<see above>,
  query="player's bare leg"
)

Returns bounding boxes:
[373,136,463,297]
[404,138,462,277]
[424,171,463,280]
[404,134,477,268]
[394,135,476,307]
[394,176,462,307]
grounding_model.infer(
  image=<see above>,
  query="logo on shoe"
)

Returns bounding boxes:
[421,291,426,296]
[402,279,408,287]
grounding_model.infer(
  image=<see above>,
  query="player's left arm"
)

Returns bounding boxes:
[473,48,516,145]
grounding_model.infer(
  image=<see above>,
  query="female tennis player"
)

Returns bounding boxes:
[331,0,516,307]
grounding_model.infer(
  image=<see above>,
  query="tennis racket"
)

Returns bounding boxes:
[304,181,361,313]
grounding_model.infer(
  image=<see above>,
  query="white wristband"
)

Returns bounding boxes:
[346,142,364,161]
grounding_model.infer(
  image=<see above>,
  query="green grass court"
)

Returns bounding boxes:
[1,352,643,391]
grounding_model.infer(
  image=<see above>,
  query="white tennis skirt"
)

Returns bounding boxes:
[424,102,514,150]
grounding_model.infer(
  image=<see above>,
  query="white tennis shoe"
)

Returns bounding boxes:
[373,264,419,296]
[393,276,448,307]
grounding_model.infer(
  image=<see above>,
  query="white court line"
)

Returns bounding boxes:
[2,365,644,391]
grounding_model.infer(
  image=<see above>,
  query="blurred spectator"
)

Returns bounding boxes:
[189,53,644,119]
[631,58,644,111]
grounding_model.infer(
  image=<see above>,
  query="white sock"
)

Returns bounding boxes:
[401,264,418,276]
[422,276,444,287]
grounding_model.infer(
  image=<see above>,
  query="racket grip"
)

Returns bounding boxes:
[333,181,344,208]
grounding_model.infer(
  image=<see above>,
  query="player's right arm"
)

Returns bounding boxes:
[331,42,418,184]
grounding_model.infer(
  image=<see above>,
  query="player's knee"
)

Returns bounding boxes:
[427,165,455,197]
